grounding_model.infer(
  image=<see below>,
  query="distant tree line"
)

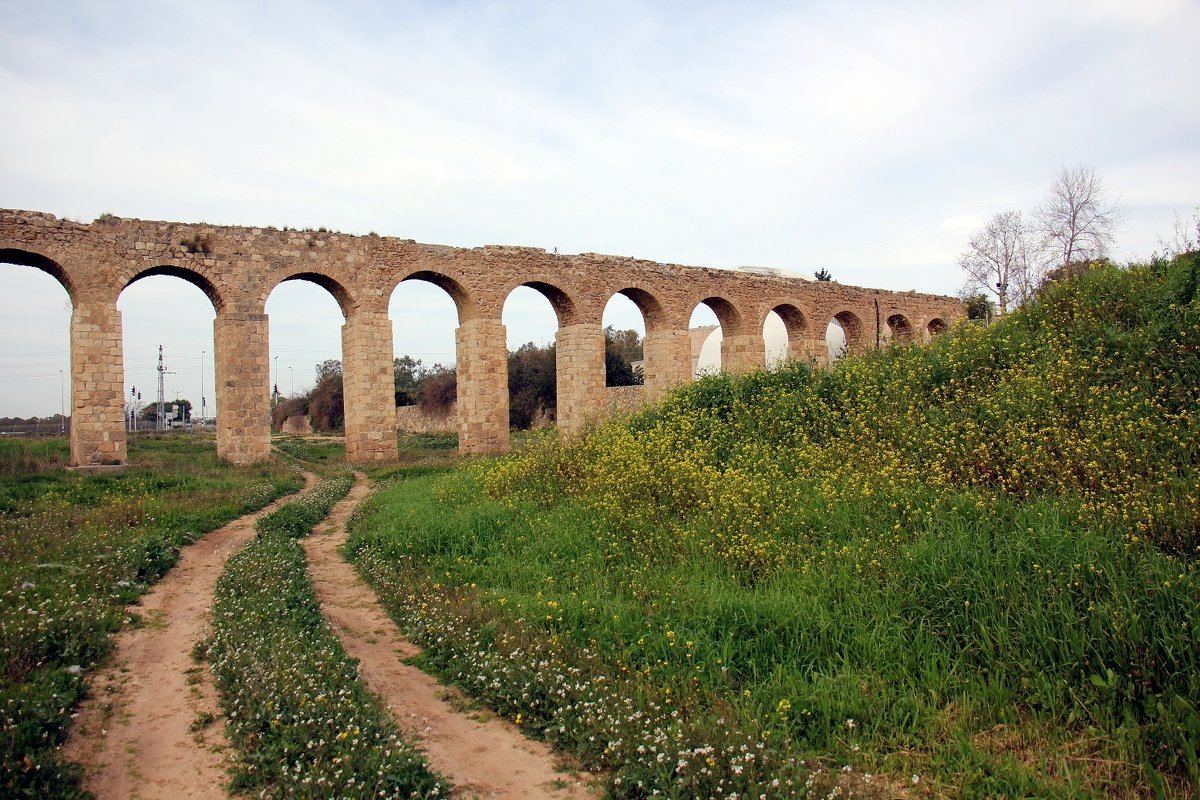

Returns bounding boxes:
[272,327,643,433]
[138,399,192,422]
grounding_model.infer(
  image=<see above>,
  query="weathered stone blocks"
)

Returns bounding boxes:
[0,209,964,466]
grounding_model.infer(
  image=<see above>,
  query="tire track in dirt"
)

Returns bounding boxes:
[304,472,602,800]
[62,471,319,800]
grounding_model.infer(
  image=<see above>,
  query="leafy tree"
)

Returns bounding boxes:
[1035,164,1121,268]
[508,342,556,429]
[308,360,344,432]
[962,292,996,322]
[394,355,425,406]
[418,365,457,415]
[604,326,643,387]
[315,359,342,384]
[271,395,308,430]
[814,268,833,282]
[140,399,192,422]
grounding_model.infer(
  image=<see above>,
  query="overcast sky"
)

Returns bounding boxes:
[2,0,1197,418]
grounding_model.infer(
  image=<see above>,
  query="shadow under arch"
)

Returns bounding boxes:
[699,295,743,333]
[125,265,224,313]
[927,317,948,337]
[886,313,915,343]
[828,309,866,360]
[0,248,76,306]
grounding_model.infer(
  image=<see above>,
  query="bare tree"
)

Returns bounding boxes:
[1035,164,1121,267]
[1156,207,1200,259]
[958,210,1039,314]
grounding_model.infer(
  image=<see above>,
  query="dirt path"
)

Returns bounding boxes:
[304,472,601,800]
[62,471,319,800]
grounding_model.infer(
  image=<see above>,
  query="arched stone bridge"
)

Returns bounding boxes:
[0,209,962,466]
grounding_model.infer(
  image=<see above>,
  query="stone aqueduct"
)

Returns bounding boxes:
[0,209,963,466]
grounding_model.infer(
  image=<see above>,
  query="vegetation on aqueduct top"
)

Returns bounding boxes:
[0,436,303,798]
[347,253,1199,798]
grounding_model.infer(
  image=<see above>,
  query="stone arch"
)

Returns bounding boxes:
[691,295,762,375]
[501,282,563,432]
[389,271,464,427]
[768,302,812,364]
[927,317,948,338]
[118,269,218,433]
[886,313,915,343]
[607,286,689,400]
[398,270,470,324]
[517,279,579,328]
[1,248,125,465]
[614,286,667,332]
[601,290,650,390]
[261,270,355,318]
[124,265,225,312]
[0,248,76,306]
[0,250,74,432]
[699,295,743,334]
[828,309,865,360]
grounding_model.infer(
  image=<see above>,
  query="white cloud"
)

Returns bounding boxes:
[1,0,1197,416]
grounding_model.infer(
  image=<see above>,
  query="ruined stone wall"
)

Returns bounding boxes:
[395,405,457,434]
[0,209,964,465]
[603,385,647,418]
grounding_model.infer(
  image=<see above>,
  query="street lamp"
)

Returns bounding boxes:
[200,349,206,423]
[273,355,280,402]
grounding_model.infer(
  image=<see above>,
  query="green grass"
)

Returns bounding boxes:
[0,437,70,476]
[273,435,346,462]
[398,432,458,452]
[0,434,302,798]
[206,471,449,798]
[347,254,1200,799]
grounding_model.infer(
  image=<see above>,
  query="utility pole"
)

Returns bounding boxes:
[59,369,65,434]
[157,345,175,431]
[200,349,206,423]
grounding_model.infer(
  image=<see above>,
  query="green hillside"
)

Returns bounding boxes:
[349,254,1200,798]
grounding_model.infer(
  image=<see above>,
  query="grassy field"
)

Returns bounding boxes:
[0,434,303,797]
[347,254,1199,798]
